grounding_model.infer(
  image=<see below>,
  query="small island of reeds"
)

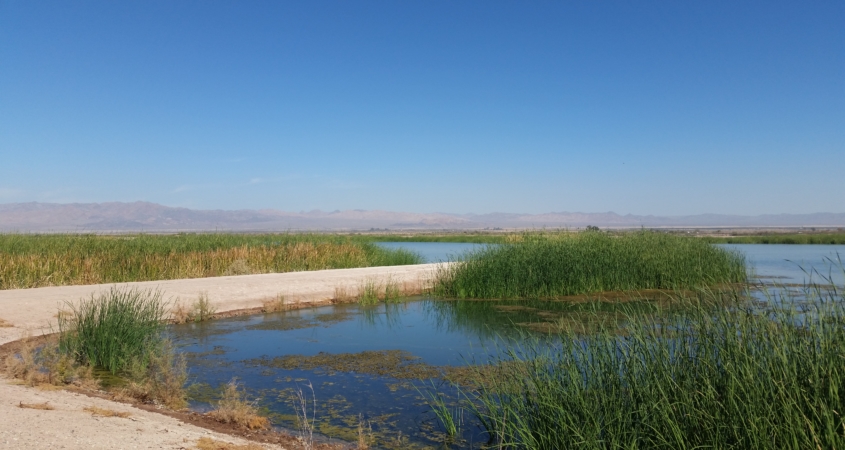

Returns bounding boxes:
[434,230,747,299]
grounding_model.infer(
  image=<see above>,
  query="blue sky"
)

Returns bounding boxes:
[1,1,842,215]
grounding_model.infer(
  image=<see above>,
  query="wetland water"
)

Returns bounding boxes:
[172,243,845,448]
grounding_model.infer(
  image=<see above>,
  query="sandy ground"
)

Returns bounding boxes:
[0,263,445,449]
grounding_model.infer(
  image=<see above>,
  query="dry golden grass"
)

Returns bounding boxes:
[207,381,269,431]
[357,414,373,449]
[170,300,192,324]
[18,401,54,410]
[83,405,131,418]
[261,294,286,313]
[170,294,217,323]
[195,437,265,450]
[333,286,355,302]
[0,235,412,290]
[118,341,188,410]
[4,333,100,389]
[0,317,13,327]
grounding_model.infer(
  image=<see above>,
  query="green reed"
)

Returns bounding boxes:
[0,233,422,289]
[458,279,845,449]
[435,230,746,299]
[58,287,168,374]
[704,231,845,245]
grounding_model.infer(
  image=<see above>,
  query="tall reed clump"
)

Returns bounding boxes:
[59,287,167,374]
[0,233,423,289]
[58,287,187,408]
[435,230,746,299]
[461,282,845,449]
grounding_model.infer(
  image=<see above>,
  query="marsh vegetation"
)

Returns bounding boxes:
[455,282,845,449]
[6,234,844,449]
[435,230,746,299]
[0,233,422,289]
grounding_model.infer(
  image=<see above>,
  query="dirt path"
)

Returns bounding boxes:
[0,263,445,449]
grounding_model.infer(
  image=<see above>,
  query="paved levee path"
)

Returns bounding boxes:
[0,263,445,345]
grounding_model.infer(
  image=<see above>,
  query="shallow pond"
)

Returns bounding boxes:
[374,242,490,263]
[173,242,845,449]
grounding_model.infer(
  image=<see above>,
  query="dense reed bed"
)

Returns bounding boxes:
[461,281,845,449]
[704,232,845,245]
[0,233,422,289]
[435,230,746,299]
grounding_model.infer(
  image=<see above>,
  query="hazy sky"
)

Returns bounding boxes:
[1,1,843,215]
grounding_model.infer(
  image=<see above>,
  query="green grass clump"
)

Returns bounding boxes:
[435,230,746,299]
[58,287,168,374]
[0,233,423,289]
[463,283,845,449]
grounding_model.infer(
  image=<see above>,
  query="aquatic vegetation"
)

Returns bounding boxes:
[459,282,845,449]
[0,232,423,289]
[417,382,462,441]
[704,231,845,245]
[435,230,747,299]
[245,350,442,380]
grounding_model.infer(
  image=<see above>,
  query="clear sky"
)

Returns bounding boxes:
[1,1,843,216]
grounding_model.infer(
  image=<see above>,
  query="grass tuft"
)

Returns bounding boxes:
[207,380,270,431]
[58,287,167,374]
[261,294,287,313]
[120,339,188,409]
[191,292,216,322]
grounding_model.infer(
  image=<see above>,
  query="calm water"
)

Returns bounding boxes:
[720,243,845,284]
[173,242,845,449]
[375,241,490,263]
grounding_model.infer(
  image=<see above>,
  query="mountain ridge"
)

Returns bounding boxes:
[1,202,844,231]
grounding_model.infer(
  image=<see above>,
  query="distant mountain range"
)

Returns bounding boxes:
[1,202,844,232]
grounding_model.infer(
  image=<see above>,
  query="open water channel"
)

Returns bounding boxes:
[171,243,845,449]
